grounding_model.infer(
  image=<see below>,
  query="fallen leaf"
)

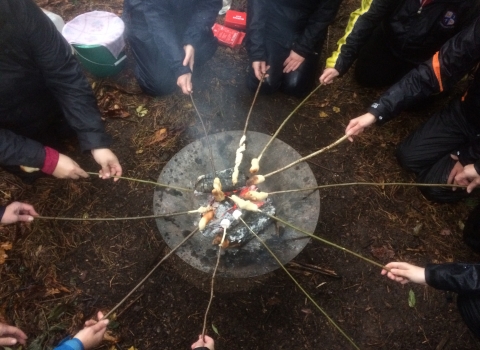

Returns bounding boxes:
[319,111,328,118]
[212,324,220,336]
[0,249,7,264]
[333,106,341,113]
[408,289,416,308]
[103,331,119,343]
[0,242,12,250]
[413,223,423,235]
[136,105,148,117]
[147,128,168,146]
[371,245,395,260]
[458,220,465,231]
[301,308,313,314]
[266,296,281,306]
[439,228,452,236]
[127,347,136,350]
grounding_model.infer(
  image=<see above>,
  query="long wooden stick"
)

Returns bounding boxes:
[86,172,193,192]
[256,84,322,161]
[201,244,222,339]
[190,94,216,175]
[268,182,468,195]
[243,74,265,135]
[102,228,199,320]
[36,209,199,222]
[264,134,348,179]
[265,213,387,270]
[239,217,360,350]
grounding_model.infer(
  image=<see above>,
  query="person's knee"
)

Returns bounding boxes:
[395,143,411,171]
[281,75,312,98]
[247,70,280,95]
[464,204,480,254]
[136,74,176,97]
[418,186,467,203]
[457,294,480,340]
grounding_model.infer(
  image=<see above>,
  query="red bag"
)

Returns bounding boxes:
[212,23,245,48]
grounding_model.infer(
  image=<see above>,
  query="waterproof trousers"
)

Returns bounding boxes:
[247,39,321,98]
[461,204,480,339]
[354,27,416,88]
[396,99,480,203]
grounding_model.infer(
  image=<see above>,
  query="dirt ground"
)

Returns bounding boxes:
[1,0,480,349]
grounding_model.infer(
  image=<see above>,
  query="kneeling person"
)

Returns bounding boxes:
[123,0,221,96]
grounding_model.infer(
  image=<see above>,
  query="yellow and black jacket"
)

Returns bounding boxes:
[326,0,479,76]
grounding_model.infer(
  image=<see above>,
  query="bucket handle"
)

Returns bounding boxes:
[73,48,127,67]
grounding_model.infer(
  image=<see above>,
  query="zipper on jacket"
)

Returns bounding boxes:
[417,0,434,14]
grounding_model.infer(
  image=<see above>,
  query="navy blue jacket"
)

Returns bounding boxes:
[246,0,342,61]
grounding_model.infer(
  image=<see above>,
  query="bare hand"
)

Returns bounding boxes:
[381,262,426,285]
[52,154,88,179]
[319,68,339,85]
[177,73,193,95]
[0,323,27,346]
[1,202,39,224]
[283,51,305,73]
[191,335,215,350]
[252,61,269,81]
[345,113,376,142]
[183,44,195,71]
[91,149,122,181]
[74,311,109,350]
[447,155,464,190]
[453,162,480,193]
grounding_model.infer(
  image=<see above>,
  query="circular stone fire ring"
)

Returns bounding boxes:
[153,130,320,278]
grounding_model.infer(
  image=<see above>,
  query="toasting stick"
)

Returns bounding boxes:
[250,84,322,175]
[248,134,348,184]
[232,74,265,185]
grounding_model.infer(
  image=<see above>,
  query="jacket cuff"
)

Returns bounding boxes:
[475,160,480,176]
[55,337,84,350]
[455,147,477,166]
[41,147,60,175]
[291,42,313,58]
[0,206,5,222]
[175,65,192,80]
[367,104,388,125]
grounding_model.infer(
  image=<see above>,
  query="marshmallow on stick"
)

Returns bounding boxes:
[232,135,246,185]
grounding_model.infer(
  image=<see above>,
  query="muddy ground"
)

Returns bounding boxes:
[1,0,480,349]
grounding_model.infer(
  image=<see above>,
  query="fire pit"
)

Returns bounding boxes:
[153,130,320,278]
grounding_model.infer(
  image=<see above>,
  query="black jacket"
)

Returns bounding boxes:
[426,262,480,339]
[246,0,341,61]
[326,0,479,75]
[0,0,111,169]
[123,0,221,79]
[367,16,480,173]
[427,263,480,294]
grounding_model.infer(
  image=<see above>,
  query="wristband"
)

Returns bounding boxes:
[41,146,60,175]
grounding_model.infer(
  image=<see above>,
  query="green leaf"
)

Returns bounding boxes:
[212,323,220,336]
[408,289,416,308]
